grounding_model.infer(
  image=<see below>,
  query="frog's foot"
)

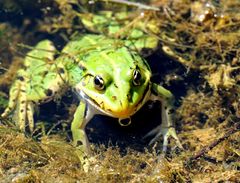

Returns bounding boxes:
[144,125,183,152]
[1,76,35,132]
[75,148,91,172]
[74,143,95,172]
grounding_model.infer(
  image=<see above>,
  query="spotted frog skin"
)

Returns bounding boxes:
[2,34,182,161]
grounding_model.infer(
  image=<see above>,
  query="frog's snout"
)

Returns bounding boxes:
[104,96,135,118]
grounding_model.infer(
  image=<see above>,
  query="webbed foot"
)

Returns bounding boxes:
[144,125,183,152]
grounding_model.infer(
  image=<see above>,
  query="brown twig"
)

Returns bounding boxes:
[98,0,160,11]
[188,122,240,162]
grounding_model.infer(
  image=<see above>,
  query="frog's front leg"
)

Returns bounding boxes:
[145,83,182,152]
[71,101,94,163]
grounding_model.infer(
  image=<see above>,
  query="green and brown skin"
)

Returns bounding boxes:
[2,34,182,163]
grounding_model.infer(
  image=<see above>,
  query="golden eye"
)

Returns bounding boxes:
[132,69,142,86]
[94,75,105,90]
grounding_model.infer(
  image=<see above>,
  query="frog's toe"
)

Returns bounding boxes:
[144,126,183,152]
[162,127,183,152]
[143,125,161,140]
[15,86,28,131]
[26,102,34,132]
[1,108,11,118]
[14,102,27,131]
[1,84,20,118]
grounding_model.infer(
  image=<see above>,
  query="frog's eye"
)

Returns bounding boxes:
[132,69,142,86]
[94,75,105,90]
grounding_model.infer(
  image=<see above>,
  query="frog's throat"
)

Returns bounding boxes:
[77,84,151,119]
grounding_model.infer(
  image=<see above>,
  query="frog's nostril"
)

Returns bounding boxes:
[127,93,133,103]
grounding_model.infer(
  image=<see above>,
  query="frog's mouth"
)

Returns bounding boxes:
[77,90,118,117]
[76,83,151,118]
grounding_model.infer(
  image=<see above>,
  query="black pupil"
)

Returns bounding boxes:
[134,70,141,81]
[94,76,104,88]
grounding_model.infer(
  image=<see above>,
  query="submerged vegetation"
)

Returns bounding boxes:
[0,0,239,182]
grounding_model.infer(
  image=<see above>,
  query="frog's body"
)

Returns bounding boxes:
[2,34,181,162]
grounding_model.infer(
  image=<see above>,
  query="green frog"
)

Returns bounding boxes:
[1,34,182,164]
[1,30,182,172]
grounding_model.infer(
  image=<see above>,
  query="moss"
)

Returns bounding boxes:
[0,0,239,182]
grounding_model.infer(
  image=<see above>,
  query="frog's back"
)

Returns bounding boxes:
[62,34,124,59]
[62,34,151,72]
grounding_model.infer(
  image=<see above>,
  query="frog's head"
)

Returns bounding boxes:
[75,47,151,118]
